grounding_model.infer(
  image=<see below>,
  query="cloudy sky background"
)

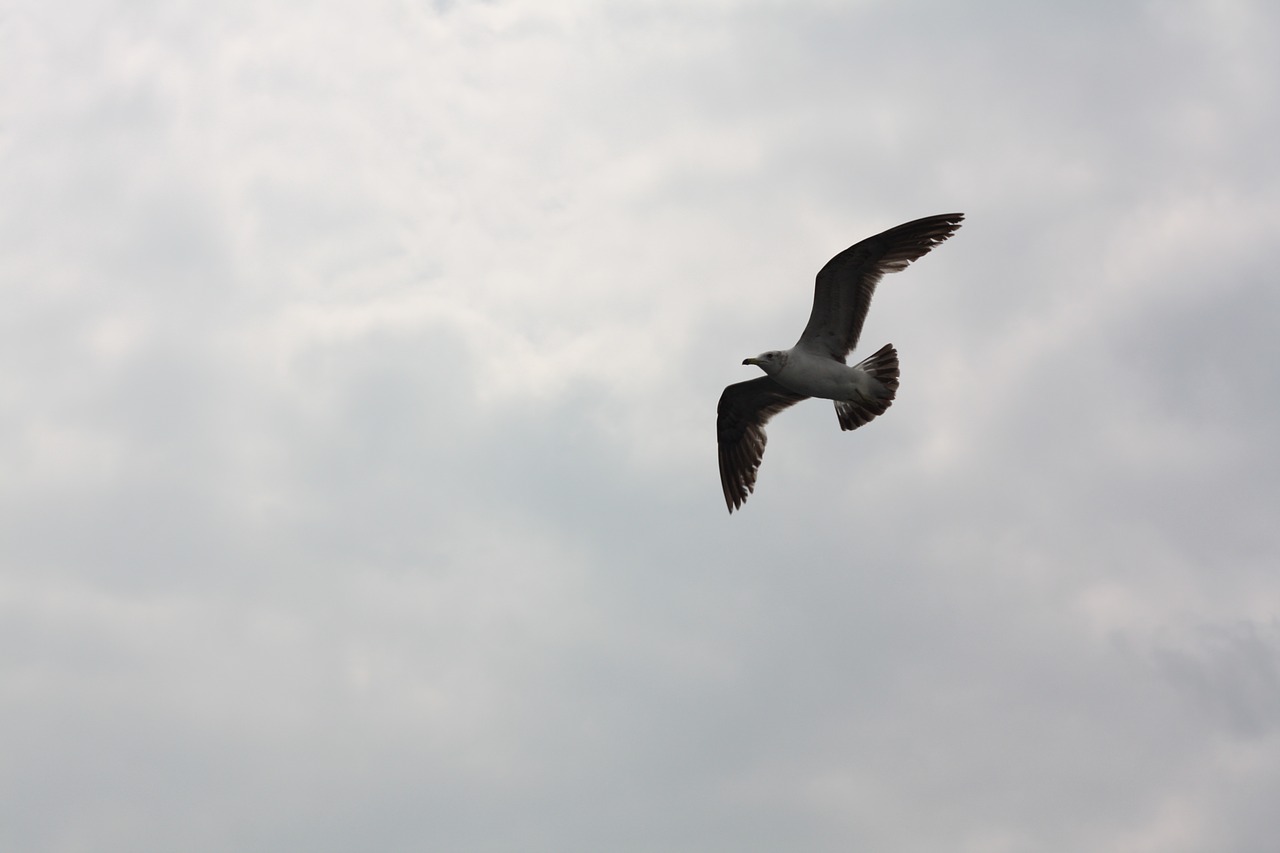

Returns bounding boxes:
[3,0,1279,850]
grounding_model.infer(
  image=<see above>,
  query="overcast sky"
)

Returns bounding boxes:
[3,1,1279,850]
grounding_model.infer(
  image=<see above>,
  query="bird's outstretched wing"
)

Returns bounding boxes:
[717,377,809,513]
[796,213,964,360]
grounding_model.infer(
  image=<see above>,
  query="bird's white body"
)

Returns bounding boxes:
[792,349,878,400]
[744,348,885,403]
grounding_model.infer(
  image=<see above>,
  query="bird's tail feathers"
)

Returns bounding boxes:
[835,343,899,431]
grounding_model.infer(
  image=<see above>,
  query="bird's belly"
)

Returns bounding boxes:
[777,359,868,401]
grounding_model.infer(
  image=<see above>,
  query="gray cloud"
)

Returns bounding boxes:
[2,1,1279,851]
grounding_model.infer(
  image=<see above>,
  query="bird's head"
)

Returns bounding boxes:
[743,350,787,376]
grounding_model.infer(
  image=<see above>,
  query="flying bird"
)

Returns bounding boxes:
[716,212,964,513]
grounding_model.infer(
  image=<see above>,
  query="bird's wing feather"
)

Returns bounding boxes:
[795,213,964,360]
[717,376,809,513]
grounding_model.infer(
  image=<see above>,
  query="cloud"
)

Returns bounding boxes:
[2,0,1279,850]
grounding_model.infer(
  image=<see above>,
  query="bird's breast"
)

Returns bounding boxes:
[777,355,867,401]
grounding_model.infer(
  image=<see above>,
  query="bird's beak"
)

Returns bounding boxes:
[742,357,758,366]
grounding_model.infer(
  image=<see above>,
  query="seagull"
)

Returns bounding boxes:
[716,213,964,513]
